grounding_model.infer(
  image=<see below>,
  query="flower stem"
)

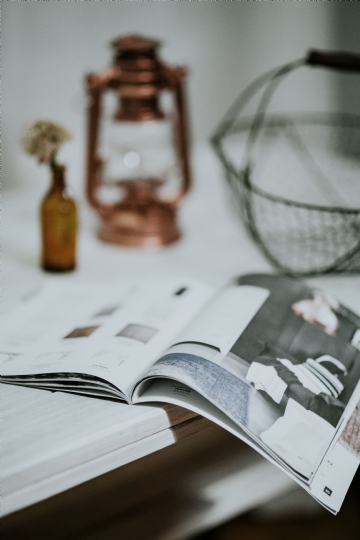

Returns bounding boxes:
[50,151,58,171]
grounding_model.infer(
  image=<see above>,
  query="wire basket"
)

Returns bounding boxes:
[211,50,360,277]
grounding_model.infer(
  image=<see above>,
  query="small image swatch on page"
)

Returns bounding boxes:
[64,326,100,339]
[116,324,158,344]
[339,403,360,459]
[93,306,120,317]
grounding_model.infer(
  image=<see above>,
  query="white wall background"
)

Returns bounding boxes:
[2,1,360,194]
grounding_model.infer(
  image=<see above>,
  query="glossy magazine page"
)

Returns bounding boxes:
[135,274,360,512]
[1,279,213,400]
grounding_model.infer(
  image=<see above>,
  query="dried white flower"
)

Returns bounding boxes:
[21,120,72,165]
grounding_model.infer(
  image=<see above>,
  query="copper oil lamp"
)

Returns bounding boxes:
[85,35,192,248]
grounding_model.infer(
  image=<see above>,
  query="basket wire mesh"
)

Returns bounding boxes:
[211,52,360,276]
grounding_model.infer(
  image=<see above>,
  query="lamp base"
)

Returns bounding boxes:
[98,204,181,248]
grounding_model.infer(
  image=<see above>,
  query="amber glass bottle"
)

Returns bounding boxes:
[40,165,77,272]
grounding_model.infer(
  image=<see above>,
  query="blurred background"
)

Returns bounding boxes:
[2,2,360,540]
[2,1,360,194]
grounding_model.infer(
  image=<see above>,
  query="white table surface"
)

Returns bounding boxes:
[2,145,360,520]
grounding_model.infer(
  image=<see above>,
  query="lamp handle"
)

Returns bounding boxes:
[85,71,117,216]
[162,65,192,208]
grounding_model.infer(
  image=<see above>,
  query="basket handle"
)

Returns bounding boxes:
[307,49,360,72]
[211,49,360,179]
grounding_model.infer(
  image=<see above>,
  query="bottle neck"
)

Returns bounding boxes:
[50,166,66,192]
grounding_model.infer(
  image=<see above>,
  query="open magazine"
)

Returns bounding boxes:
[2,274,360,514]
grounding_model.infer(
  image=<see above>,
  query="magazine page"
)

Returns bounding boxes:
[1,279,213,400]
[135,377,359,514]
[310,399,360,512]
[135,376,289,468]
[134,274,360,489]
